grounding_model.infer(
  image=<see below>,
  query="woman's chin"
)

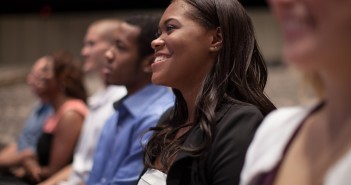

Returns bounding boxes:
[283,41,318,70]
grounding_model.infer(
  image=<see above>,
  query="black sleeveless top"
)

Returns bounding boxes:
[36,132,74,166]
[36,132,53,166]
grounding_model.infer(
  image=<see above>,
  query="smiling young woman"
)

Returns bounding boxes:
[137,0,276,185]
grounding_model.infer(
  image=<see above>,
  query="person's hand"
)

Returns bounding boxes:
[22,157,43,183]
[10,167,26,178]
[20,148,35,160]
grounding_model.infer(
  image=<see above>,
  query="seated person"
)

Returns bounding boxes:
[0,56,53,171]
[40,19,127,185]
[17,50,89,184]
[85,15,174,185]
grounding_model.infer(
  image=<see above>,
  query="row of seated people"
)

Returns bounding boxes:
[1,0,350,184]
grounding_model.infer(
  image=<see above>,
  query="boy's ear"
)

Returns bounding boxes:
[209,27,223,52]
[141,54,154,73]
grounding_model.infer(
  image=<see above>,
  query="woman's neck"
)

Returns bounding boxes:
[180,82,203,124]
[49,93,70,111]
[295,72,351,182]
[321,69,351,126]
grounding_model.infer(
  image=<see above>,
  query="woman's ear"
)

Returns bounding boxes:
[209,27,223,52]
[141,54,154,73]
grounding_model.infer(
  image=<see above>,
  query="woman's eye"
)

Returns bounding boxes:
[155,24,177,37]
[166,25,176,32]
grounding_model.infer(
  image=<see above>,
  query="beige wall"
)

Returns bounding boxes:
[248,8,283,64]
[0,8,282,67]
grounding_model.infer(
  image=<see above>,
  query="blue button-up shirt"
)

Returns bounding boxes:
[17,102,53,152]
[87,84,174,185]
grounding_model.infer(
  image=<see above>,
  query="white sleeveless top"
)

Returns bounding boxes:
[240,104,351,185]
[137,168,167,185]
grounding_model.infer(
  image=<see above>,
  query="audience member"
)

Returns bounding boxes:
[0,57,53,170]
[85,15,174,185]
[18,50,89,184]
[41,19,127,185]
[138,0,275,185]
[240,0,351,184]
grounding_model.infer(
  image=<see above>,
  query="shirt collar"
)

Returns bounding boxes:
[36,103,52,115]
[89,86,123,110]
[113,84,169,117]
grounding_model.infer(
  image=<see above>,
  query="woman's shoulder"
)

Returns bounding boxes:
[240,105,313,185]
[43,100,88,133]
[253,106,312,144]
[213,101,265,146]
[61,99,89,117]
[216,100,263,125]
[228,101,262,115]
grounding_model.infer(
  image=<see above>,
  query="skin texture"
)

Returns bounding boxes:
[81,20,120,75]
[151,0,217,91]
[269,0,351,72]
[151,0,221,118]
[104,22,153,95]
[27,57,52,99]
[267,0,351,184]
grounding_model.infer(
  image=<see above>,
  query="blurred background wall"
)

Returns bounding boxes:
[0,4,283,68]
[0,10,156,67]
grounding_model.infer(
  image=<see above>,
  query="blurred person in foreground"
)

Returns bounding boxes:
[0,57,53,172]
[240,0,351,184]
[41,19,127,185]
[85,14,174,185]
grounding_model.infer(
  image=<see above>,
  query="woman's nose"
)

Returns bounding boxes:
[151,37,165,52]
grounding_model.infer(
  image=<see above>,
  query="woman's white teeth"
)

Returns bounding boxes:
[155,56,168,63]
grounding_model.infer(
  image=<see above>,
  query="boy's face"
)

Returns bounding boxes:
[103,22,142,88]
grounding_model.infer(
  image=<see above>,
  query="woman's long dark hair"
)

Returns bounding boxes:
[145,0,275,171]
